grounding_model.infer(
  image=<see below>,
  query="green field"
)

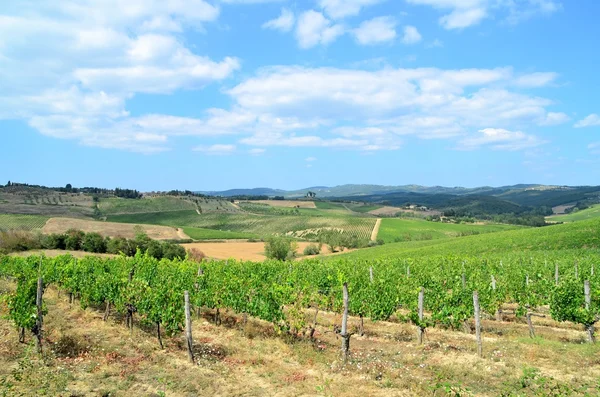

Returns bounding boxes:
[314,201,345,210]
[377,218,519,243]
[108,210,377,240]
[547,204,600,222]
[181,227,258,240]
[0,214,50,232]
[341,217,600,260]
[345,203,383,213]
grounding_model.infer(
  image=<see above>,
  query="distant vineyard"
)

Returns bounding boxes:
[0,214,49,232]
[98,196,239,215]
[109,210,377,240]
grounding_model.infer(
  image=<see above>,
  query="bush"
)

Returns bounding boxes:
[0,231,42,254]
[303,243,321,256]
[64,229,85,251]
[265,236,296,261]
[42,233,66,250]
[145,240,163,259]
[106,236,135,256]
[187,248,206,262]
[162,242,186,260]
[82,232,107,253]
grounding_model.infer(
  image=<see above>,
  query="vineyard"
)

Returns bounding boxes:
[2,247,600,394]
[109,210,378,241]
[0,214,49,232]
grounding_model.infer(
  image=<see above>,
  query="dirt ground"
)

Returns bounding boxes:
[371,218,382,241]
[369,206,442,217]
[241,200,317,209]
[181,241,344,261]
[10,249,118,259]
[42,217,189,240]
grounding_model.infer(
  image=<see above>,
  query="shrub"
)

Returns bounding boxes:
[162,242,186,260]
[42,233,66,250]
[303,244,321,256]
[187,248,206,262]
[64,229,85,251]
[265,236,296,261]
[106,236,135,256]
[145,240,163,259]
[82,232,107,253]
[0,231,42,254]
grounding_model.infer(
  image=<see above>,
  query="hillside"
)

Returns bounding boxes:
[340,217,600,260]
[547,204,600,222]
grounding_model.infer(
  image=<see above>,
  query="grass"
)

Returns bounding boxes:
[345,204,383,213]
[547,204,600,222]
[314,201,345,210]
[376,218,519,243]
[182,226,258,240]
[340,217,600,260]
[0,214,49,231]
[1,279,599,396]
[108,210,377,240]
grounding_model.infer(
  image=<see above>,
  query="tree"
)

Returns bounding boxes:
[6,181,11,187]
[264,236,296,261]
[65,183,72,191]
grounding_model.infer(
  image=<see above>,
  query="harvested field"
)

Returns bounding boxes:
[10,249,117,259]
[369,206,441,217]
[181,241,340,261]
[42,217,189,240]
[244,200,316,209]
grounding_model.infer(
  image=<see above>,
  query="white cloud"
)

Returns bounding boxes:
[305,157,317,162]
[0,1,242,152]
[318,0,387,19]
[440,7,487,29]
[458,128,545,151]
[224,65,563,151]
[402,25,422,45]
[193,144,237,155]
[248,148,266,155]
[262,8,295,32]
[406,0,561,29]
[514,72,558,88]
[426,39,444,48]
[295,10,345,49]
[588,142,600,154]
[539,112,569,126]
[575,114,600,128]
[354,17,396,45]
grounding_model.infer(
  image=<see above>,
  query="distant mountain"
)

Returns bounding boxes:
[199,183,600,214]
[199,187,286,197]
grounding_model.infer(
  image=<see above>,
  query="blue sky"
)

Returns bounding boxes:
[1,0,599,191]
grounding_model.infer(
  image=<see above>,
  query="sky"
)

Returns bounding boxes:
[1,0,600,191]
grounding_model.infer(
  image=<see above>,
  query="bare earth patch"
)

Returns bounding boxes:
[42,217,189,240]
[10,249,117,258]
[243,200,317,209]
[371,218,382,241]
[369,206,442,217]
[181,241,341,261]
